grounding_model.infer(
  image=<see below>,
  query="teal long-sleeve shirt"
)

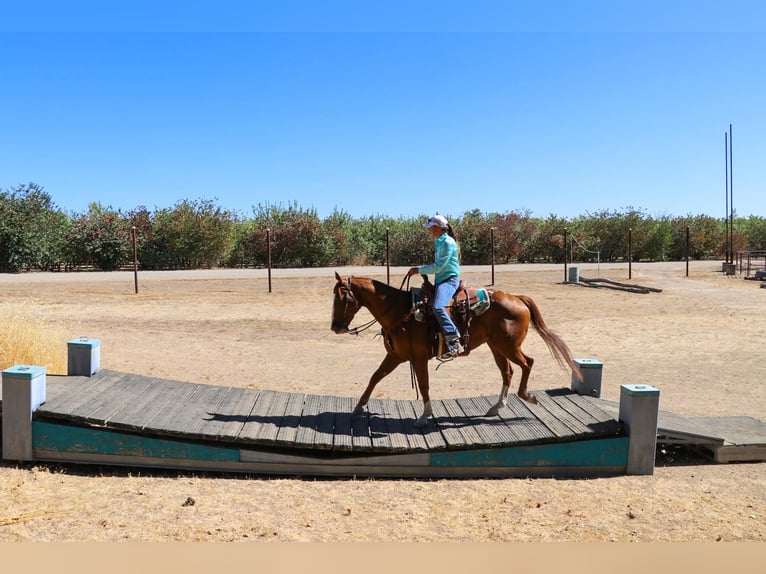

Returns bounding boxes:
[418,233,460,284]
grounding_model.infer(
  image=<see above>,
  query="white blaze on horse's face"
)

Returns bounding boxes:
[331,275,360,334]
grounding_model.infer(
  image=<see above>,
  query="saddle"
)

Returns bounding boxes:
[411,275,491,358]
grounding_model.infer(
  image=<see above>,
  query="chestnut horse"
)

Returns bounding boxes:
[331,272,582,427]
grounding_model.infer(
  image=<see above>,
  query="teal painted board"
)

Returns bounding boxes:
[33,420,239,462]
[429,436,629,469]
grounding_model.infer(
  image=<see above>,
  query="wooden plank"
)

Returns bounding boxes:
[104,378,189,431]
[457,397,517,446]
[332,396,355,452]
[172,385,233,437]
[140,382,205,433]
[112,379,194,430]
[350,404,373,451]
[313,395,337,450]
[688,416,766,446]
[471,395,532,444]
[238,390,284,443]
[533,391,591,435]
[197,387,260,441]
[397,400,446,451]
[294,394,322,449]
[430,399,469,449]
[523,393,579,438]
[161,384,230,437]
[393,399,429,451]
[84,375,156,423]
[443,398,485,448]
[379,398,410,452]
[367,399,392,451]
[36,370,118,416]
[565,392,620,425]
[42,371,128,422]
[501,395,558,442]
[274,392,306,444]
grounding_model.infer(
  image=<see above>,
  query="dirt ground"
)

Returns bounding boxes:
[0,261,763,542]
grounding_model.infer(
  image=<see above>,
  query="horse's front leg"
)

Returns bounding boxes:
[412,359,432,427]
[353,353,403,415]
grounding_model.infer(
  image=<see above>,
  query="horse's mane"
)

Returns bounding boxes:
[354,276,410,302]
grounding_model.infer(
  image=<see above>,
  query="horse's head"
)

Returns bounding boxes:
[331,272,361,334]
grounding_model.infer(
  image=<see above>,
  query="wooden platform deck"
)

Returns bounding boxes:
[588,398,766,463]
[16,369,630,478]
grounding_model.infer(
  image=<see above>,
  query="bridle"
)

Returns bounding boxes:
[333,277,378,335]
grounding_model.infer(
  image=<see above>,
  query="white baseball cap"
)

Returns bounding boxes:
[423,214,448,228]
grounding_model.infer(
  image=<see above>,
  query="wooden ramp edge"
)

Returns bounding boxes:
[587,397,766,463]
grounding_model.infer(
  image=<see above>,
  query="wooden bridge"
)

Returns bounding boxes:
[4,369,630,478]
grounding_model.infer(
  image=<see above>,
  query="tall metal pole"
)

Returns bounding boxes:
[685,225,690,277]
[266,228,272,293]
[729,123,734,264]
[723,132,729,263]
[490,227,495,286]
[131,226,139,294]
[563,228,568,283]
[628,228,633,280]
[386,228,390,285]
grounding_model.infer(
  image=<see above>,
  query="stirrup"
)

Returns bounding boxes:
[437,341,464,362]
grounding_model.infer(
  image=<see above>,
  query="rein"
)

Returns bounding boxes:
[346,318,378,336]
[340,274,421,399]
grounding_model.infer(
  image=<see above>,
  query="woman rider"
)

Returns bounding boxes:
[406,214,464,359]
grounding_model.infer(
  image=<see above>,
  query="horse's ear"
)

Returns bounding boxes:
[335,271,342,282]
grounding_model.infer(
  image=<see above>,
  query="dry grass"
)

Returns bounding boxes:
[0,309,68,374]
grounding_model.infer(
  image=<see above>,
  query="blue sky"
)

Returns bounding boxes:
[1,2,765,220]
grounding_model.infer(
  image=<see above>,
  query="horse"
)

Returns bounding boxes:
[331,272,583,427]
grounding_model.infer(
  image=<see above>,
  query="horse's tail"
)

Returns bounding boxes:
[518,295,583,382]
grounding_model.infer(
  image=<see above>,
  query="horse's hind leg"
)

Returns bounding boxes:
[352,353,403,415]
[513,349,536,404]
[486,344,536,414]
[486,347,513,416]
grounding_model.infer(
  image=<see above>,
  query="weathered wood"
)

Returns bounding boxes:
[199,387,260,441]
[332,396,355,451]
[500,395,557,443]
[238,389,281,442]
[367,399,393,451]
[274,392,306,444]
[33,372,627,455]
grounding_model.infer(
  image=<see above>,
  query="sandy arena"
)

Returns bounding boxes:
[0,261,763,542]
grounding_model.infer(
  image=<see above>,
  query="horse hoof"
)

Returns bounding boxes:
[414,417,428,428]
[485,405,500,417]
[352,406,365,416]
[525,393,538,405]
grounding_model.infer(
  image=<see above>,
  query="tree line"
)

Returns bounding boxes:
[1,182,764,273]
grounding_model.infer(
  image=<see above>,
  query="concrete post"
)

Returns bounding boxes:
[67,337,101,376]
[571,358,603,398]
[2,365,47,462]
[619,384,660,475]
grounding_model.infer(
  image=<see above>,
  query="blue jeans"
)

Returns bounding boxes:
[432,275,461,342]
